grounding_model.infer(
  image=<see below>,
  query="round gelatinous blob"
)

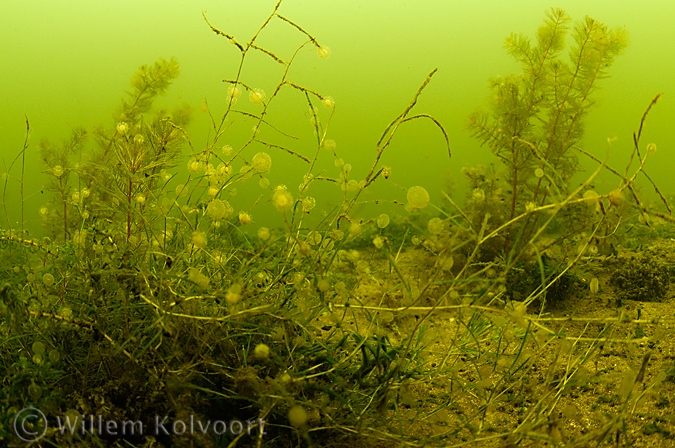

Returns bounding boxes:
[608,189,624,207]
[273,187,294,212]
[249,88,266,105]
[288,405,308,427]
[583,190,599,205]
[32,341,45,355]
[302,197,316,212]
[323,139,336,151]
[317,279,330,292]
[42,273,55,287]
[322,96,335,108]
[254,343,270,359]
[441,256,454,271]
[347,180,358,192]
[191,231,207,249]
[207,199,233,221]
[238,211,252,225]
[407,186,430,209]
[534,168,544,178]
[376,214,390,229]
[257,227,270,241]
[307,231,322,246]
[227,84,242,98]
[590,277,599,295]
[317,45,330,59]
[252,152,272,173]
[427,217,445,235]
[187,158,202,173]
[226,283,242,304]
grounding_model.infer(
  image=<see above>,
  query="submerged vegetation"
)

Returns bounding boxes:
[1,2,675,447]
[467,8,628,259]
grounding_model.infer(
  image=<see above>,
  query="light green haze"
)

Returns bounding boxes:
[1,0,673,233]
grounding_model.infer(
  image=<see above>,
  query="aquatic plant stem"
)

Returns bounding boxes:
[127,179,133,244]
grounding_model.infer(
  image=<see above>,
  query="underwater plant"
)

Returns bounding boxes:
[610,253,670,303]
[2,3,675,448]
[39,57,188,250]
[467,8,628,259]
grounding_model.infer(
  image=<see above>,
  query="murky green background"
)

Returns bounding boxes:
[1,0,673,234]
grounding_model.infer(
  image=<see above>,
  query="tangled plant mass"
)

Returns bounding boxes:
[1,2,675,447]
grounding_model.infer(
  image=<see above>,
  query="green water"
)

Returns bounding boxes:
[1,0,674,233]
[2,2,675,445]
